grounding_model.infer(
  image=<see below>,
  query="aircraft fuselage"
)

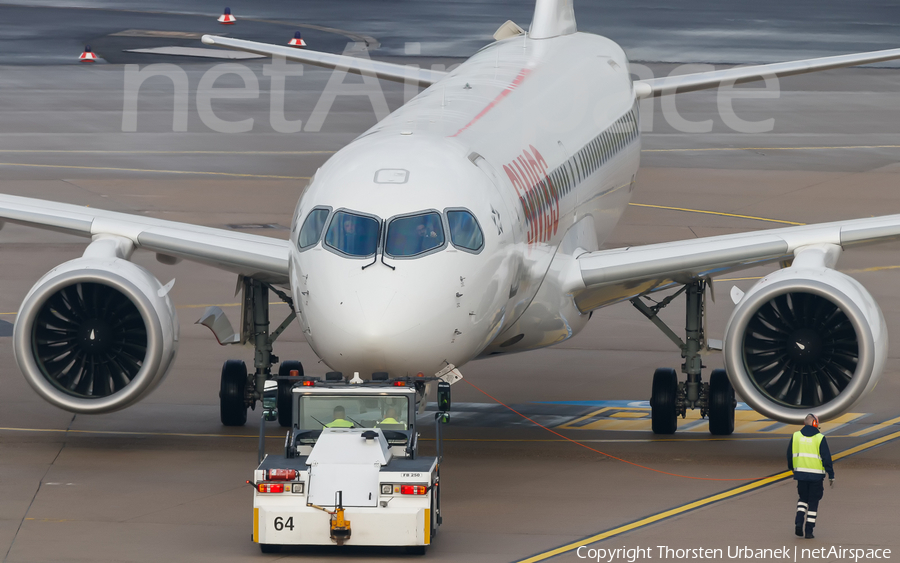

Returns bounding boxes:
[290,32,642,377]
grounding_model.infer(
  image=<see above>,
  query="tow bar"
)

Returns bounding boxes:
[330,491,351,544]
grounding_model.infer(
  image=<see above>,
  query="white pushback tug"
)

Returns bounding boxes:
[249,369,456,554]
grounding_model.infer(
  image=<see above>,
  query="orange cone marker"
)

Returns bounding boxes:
[79,45,97,62]
[218,7,236,24]
[288,31,307,48]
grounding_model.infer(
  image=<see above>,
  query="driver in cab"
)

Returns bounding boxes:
[376,407,406,429]
[325,406,354,428]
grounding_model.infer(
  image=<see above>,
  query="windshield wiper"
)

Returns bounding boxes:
[361,219,382,270]
[381,251,396,271]
[361,219,395,271]
[311,415,327,428]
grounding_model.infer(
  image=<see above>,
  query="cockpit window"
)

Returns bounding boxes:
[324,211,380,257]
[446,209,484,252]
[297,207,330,249]
[385,212,445,257]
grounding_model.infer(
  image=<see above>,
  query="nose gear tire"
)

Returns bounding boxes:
[220,359,249,426]
[708,369,736,435]
[651,368,678,434]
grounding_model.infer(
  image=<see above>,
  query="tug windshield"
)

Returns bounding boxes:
[298,394,410,431]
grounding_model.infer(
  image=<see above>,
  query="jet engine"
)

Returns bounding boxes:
[723,245,886,424]
[13,247,179,414]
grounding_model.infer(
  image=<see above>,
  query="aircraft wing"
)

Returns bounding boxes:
[201,35,447,87]
[572,214,900,312]
[634,47,900,98]
[0,194,291,285]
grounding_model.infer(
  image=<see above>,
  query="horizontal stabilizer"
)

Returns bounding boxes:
[201,35,447,87]
[634,47,900,98]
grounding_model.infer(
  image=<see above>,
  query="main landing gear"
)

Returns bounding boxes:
[219,278,301,428]
[631,280,736,435]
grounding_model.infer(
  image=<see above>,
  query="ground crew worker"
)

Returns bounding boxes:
[325,406,354,428]
[787,413,834,539]
[377,407,405,428]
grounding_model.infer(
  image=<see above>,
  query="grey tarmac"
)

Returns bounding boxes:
[1,3,900,562]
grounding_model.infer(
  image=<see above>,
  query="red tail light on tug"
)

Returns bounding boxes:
[257,483,284,493]
[400,485,426,495]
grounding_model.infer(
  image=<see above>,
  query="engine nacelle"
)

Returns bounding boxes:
[723,246,886,424]
[13,256,179,414]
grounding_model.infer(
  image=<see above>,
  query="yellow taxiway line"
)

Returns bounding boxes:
[847,415,900,437]
[642,144,900,153]
[0,301,289,316]
[517,429,900,562]
[716,276,763,282]
[628,202,805,226]
[0,162,309,180]
[0,150,334,155]
[0,426,824,442]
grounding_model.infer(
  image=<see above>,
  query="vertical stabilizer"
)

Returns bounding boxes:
[529,0,576,39]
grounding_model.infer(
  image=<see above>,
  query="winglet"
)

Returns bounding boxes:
[530,0,576,39]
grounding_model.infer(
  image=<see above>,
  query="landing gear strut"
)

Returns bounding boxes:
[631,280,736,435]
[220,278,296,427]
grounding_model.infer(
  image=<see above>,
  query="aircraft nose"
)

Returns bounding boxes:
[304,267,479,377]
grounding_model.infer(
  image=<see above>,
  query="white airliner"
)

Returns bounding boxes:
[4,0,900,435]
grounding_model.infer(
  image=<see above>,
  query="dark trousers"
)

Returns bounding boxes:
[795,480,824,531]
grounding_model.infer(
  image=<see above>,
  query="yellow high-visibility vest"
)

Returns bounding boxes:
[325,418,354,428]
[377,417,405,428]
[792,431,825,475]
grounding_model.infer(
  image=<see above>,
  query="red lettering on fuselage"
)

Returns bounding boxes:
[503,146,560,244]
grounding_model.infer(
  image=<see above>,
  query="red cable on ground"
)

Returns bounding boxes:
[463,378,763,482]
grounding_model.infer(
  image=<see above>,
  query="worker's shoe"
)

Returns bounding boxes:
[805,530,815,539]
[795,526,803,537]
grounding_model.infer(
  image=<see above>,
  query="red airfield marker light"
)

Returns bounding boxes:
[218,7,236,24]
[288,31,307,48]
[79,46,97,62]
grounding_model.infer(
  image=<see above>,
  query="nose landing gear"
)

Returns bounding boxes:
[218,277,297,427]
[632,280,736,435]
